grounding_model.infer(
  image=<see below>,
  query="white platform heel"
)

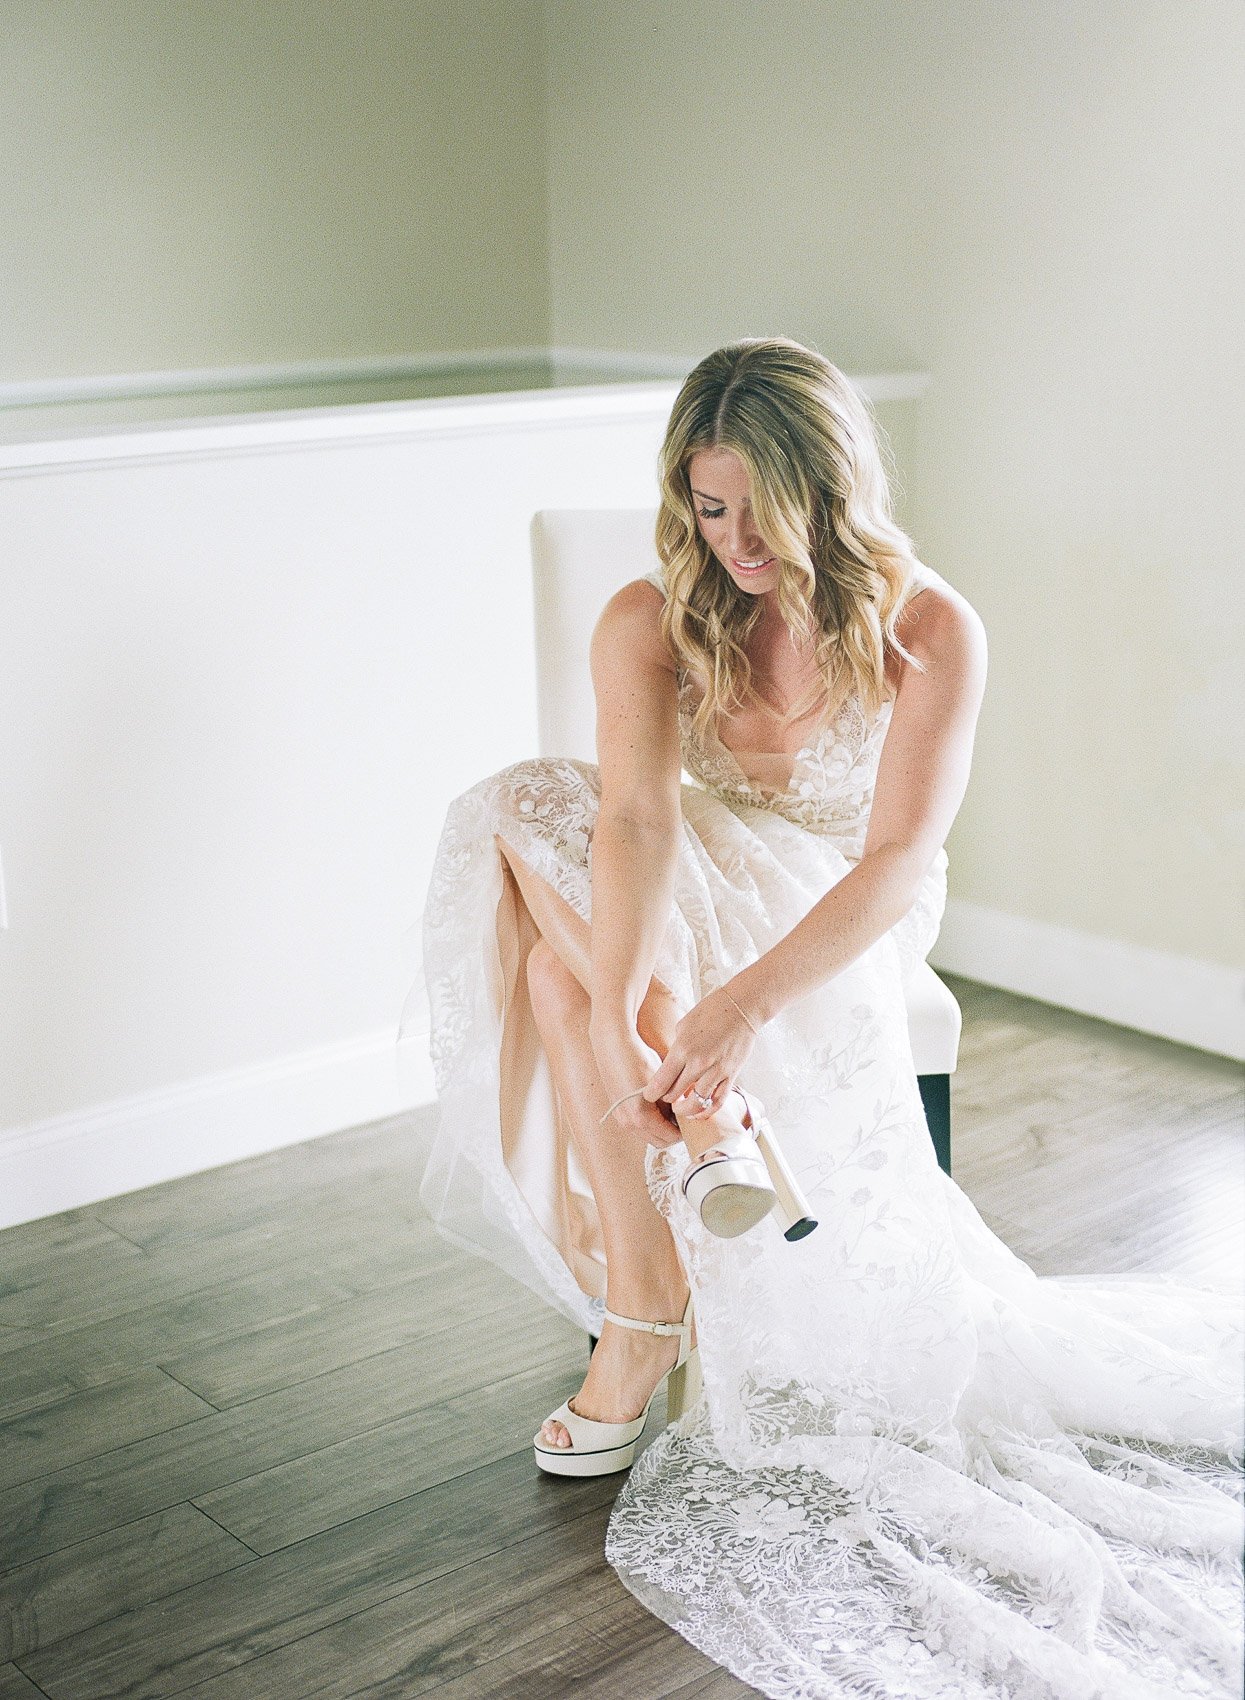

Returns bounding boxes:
[533,1289,699,1477]
[681,1084,818,1242]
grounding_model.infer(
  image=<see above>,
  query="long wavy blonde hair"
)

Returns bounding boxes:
[654,336,928,744]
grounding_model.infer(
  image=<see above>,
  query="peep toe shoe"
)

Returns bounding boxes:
[533,1289,700,1477]
[681,1084,819,1242]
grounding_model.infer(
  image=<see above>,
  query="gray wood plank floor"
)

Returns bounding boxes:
[1,973,1240,1698]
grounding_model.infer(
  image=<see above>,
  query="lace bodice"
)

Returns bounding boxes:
[643,567,899,857]
[679,681,893,855]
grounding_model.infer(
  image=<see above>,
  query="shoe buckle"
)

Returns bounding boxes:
[602,1309,687,1340]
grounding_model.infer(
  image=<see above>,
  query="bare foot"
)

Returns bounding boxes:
[539,1294,699,1452]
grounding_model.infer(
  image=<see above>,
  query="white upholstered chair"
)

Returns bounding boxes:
[529,508,960,1175]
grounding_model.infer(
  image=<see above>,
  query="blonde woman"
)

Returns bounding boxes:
[405,339,1242,1699]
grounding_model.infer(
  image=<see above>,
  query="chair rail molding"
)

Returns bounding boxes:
[0,346,553,410]
[0,352,932,477]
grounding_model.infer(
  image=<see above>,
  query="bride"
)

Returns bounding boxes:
[406,338,1243,1699]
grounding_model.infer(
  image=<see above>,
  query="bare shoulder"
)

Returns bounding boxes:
[895,565,988,681]
[590,575,677,678]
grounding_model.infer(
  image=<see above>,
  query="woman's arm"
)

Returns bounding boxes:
[582,582,689,1138]
[642,580,988,1113]
[731,584,988,1025]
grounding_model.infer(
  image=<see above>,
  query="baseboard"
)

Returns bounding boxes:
[930,897,1244,1062]
[0,1031,436,1231]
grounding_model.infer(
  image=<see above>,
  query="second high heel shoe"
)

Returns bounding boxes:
[681,1085,819,1242]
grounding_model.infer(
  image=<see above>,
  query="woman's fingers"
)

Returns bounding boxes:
[641,1055,684,1103]
[642,1035,749,1118]
[696,1080,728,1117]
[641,994,754,1116]
[647,1047,711,1107]
[615,1098,682,1148]
[670,1078,726,1120]
[663,1074,697,1109]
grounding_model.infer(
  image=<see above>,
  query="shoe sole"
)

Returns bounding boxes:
[697,1178,777,1237]
[533,1434,643,1476]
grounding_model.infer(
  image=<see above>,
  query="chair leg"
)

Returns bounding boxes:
[918,1072,952,1176]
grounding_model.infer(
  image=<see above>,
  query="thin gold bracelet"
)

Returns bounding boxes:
[722,986,762,1036]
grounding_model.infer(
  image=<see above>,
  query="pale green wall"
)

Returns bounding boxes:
[4,0,1239,969]
[0,0,550,380]
[543,0,1244,969]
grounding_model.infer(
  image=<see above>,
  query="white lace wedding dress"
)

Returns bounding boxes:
[404,564,1243,1700]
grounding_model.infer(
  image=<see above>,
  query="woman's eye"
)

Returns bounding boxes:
[698,506,726,520]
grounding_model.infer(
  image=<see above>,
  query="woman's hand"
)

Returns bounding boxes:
[641,988,757,1120]
[590,1024,686,1149]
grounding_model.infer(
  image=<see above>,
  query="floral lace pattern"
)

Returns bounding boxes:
[675,669,896,856]
[407,565,1244,1699]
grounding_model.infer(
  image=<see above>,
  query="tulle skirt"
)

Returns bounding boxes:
[401,755,1244,1700]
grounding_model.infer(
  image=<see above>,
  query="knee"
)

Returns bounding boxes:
[525,935,587,1018]
[487,757,599,825]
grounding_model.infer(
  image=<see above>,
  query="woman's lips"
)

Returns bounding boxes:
[732,557,775,574]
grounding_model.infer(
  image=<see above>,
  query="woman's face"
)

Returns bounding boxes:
[687,447,779,593]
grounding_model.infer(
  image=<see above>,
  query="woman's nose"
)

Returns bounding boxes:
[730,522,762,557]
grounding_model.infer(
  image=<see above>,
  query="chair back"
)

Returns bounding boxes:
[530,508,660,760]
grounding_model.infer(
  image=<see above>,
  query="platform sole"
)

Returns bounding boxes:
[533,1432,644,1476]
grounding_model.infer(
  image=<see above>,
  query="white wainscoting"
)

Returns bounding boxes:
[0,379,684,1228]
[1,366,1234,1232]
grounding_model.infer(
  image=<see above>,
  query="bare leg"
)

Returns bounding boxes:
[493,832,741,1161]
[527,938,715,1449]
[493,830,673,1050]
[490,834,749,1451]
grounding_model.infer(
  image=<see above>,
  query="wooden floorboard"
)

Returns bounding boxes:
[0,975,1240,1698]
[0,1665,46,1700]
[0,1502,254,1668]
[0,1282,581,1570]
[947,975,1244,1282]
[14,1450,623,1697]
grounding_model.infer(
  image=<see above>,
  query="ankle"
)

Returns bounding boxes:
[602,1279,689,1329]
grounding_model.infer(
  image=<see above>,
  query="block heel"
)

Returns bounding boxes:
[666,1338,703,1419]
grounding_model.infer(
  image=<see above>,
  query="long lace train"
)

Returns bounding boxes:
[406,709,1243,1700]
